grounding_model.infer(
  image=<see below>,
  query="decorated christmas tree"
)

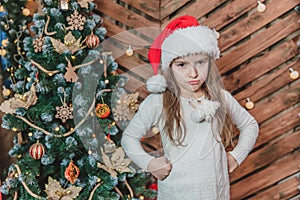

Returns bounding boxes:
[0,0,157,199]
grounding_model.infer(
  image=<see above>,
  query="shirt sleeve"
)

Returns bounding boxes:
[223,90,259,165]
[121,94,163,171]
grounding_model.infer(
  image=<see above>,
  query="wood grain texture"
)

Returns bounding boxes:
[94,1,300,198]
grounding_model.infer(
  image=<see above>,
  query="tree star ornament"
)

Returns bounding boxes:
[64,161,80,184]
[45,176,82,200]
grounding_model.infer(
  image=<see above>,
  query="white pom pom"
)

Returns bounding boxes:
[191,109,205,123]
[146,74,167,93]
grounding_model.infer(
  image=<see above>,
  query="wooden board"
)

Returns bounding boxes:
[0,1,299,199]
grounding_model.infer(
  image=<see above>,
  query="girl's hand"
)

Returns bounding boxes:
[227,152,238,173]
[147,157,172,180]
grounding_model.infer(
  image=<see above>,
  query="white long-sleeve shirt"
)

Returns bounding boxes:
[121,90,259,199]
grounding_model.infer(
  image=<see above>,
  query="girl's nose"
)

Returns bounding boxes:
[189,66,198,78]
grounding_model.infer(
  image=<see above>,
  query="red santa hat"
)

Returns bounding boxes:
[146,15,220,93]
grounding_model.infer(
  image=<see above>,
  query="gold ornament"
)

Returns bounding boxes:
[50,35,84,55]
[215,31,220,39]
[152,126,159,134]
[45,176,82,199]
[66,10,86,31]
[2,38,9,47]
[126,45,133,56]
[33,35,44,53]
[245,97,255,110]
[64,31,76,46]
[22,8,30,16]
[77,0,94,8]
[55,89,74,123]
[25,0,44,16]
[289,68,299,80]
[64,59,79,82]
[112,92,139,121]
[0,47,7,56]
[2,86,11,97]
[55,103,74,123]
[257,1,266,12]
[97,147,132,177]
[0,84,38,114]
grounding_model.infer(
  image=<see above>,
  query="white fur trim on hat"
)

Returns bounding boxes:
[146,74,167,93]
[161,26,220,70]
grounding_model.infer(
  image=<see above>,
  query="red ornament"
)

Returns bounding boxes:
[86,33,100,49]
[64,160,80,184]
[95,103,111,118]
[29,142,45,160]
[148,183,158,191]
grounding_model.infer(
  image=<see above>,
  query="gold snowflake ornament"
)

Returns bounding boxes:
[66,10,86,30]
[45,176,82,200]
[55,103,74,123]
[33,35,44,53]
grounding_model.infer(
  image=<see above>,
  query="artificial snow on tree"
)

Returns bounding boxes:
[0,0,157,199]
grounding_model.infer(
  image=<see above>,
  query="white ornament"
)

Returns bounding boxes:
[257,1,266,12]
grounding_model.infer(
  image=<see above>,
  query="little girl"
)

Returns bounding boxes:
[121,15,259,199]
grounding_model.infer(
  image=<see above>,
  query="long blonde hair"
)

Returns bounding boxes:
[162,56,234,148]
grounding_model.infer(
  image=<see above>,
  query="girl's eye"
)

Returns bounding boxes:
[176,63,185,67]
[197,60,207,65]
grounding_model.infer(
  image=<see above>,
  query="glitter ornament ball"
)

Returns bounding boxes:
[29,142,45,160]
[86,33,100,49]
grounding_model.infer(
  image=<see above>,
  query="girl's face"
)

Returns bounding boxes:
[171,54,209,98]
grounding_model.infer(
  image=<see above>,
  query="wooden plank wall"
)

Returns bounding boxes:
[95,0,300,199]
